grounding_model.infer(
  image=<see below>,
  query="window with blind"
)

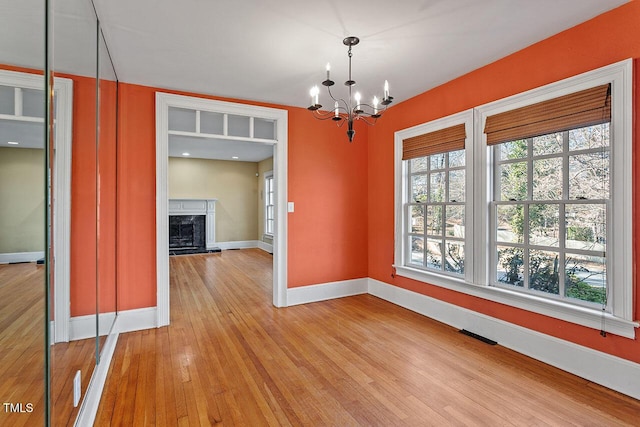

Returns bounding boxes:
[394,60,634,337]
[405,123,467,275]
[396,110,474,281]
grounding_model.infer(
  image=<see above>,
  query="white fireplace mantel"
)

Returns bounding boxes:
[169,199,217,249]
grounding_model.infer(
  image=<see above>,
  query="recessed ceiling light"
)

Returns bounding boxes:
[7,141,19,145]
[232,156,239,160]
[182,152,190,156]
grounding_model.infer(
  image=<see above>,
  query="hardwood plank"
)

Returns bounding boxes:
[96,249,640,426]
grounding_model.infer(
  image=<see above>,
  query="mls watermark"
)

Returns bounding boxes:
[3,402,34,413]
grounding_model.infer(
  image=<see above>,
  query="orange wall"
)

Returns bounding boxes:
[66,74,118,316]
[367,1,639,363]
[115,83,369,310]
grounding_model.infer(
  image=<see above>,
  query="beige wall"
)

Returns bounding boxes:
[257,157,273,244]
[0,147,45,253]
[169,157,259,242]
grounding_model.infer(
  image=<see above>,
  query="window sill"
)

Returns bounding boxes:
[394,265,638,339]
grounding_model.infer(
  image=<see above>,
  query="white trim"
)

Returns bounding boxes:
[69,312,117,341]
[287,278,369,306]
[53,76,73,343]
[257,240,273,253]
[0,251,45,263]
[157,92,288,327]
[0,70,73,342]
[395,265,637,338]
[215,240,259,250]
[74,329,119,427]
[113,307,157,334]
[394,109,475,283]
[368,278,640,400]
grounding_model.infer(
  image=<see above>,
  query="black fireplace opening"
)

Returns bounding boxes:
[169,215,206,255]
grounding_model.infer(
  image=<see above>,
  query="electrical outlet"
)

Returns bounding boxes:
[73,370,81,407]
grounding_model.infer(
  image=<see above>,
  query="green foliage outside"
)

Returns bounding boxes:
[498,138,606,305]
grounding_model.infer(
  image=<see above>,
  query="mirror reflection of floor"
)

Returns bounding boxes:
[0,262,102,426]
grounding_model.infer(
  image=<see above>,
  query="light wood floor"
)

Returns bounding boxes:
[0,262,99,427]
[96,249,640,426]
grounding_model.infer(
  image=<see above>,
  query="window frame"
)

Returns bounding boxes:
[395,109,475,287]
[394,59,636,338]
[264,170,274,237]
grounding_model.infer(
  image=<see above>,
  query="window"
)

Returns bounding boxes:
[395,60,635,337]
[405,126,467,276]
[264,171,274,235]
[491,124,609,308]
[395,110,474,285]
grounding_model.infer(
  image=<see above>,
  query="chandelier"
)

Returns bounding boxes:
[307,36,393,142]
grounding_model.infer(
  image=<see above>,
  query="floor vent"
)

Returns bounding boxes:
[460,329,497,345]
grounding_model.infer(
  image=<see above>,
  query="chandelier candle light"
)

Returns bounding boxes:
[307,36,393,142]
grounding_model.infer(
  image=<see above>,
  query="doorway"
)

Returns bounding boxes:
[155,93,288,326]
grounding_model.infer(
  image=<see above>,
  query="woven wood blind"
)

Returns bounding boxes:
[484,84,611,146]
[402,123,466,160]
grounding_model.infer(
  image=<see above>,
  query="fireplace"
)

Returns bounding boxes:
[169,215,206,254]
[168,199,218,255]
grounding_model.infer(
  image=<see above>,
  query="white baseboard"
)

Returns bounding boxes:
[114,307,158,334]
[0,251,45,264]
[214,240,259,250]
[257,240,273,253]
[287,278,368,306]
[367,278,640,400]
[69,312,117,341]
[74,329,119,427]
[68,307,157,341]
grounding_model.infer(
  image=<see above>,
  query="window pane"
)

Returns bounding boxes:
[565,204,606,252]
[444,242,464,274]
[533,157,562,200]
[22,88,45,118]
[410,236,424,265]
[228,114,250,137]
[426,205,443,236]
[448,149,465,168]
[411,175,428,203]
[430,153,445,170]
[565,254,606,305]
[430,172,445,202]
[200,111,224,135]
[426,238,442,270]
[496,246,524,286]
[533,133,563,156]
[254,118,276,139]
[410,205,424,234]
[499,139,527,160]
[569,123,609,151]
[496,204,524,244]
[168,107,196,132]
[411,157,428,173]
[529,250,560,295]
[500,162,527,201]
[445,205,465,238]
[529,204,559,247]
[569,152,609,200]
[0,85,15,115]
[448,170,465,202]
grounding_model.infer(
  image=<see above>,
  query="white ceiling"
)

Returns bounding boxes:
[1,0,629,160]
[92,0,628,109]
